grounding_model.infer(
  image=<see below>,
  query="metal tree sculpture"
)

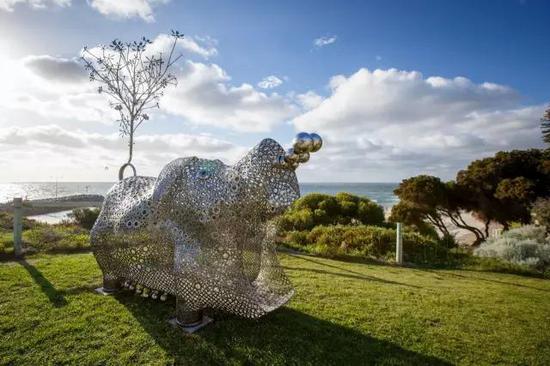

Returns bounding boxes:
[81,30,184,180]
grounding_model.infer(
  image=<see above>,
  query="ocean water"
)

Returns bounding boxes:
[0,181,399,208]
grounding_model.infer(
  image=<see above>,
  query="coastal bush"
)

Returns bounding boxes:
[277,193,385,232]
[22,224,90,253]
[475,225,550,273]
[282,224,448,264]
[0,211,39,231]
[70,208,100,230]
[531,197,550,229]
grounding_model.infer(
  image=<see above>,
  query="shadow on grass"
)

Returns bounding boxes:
[115,293,451,365]
[0,248,93,262]
[19,259,68,307]
[418,268,549,292]
[288,254,422,288]
[280,247,548,280]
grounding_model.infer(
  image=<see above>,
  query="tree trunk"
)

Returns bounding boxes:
[442,209,487,247]
[128,121,134,164]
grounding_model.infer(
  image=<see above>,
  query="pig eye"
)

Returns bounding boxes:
[197,169,210,180]
[274,155,285,165]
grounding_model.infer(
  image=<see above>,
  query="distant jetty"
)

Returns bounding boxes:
[0,194,104,216]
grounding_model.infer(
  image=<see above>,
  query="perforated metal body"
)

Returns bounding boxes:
[91,138,301,318]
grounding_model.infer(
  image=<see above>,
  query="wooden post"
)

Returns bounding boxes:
[13,197,23,257]
[396,222,403,265]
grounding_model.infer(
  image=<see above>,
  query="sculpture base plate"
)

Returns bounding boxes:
[95,287,120,296]
[168,316,213,334]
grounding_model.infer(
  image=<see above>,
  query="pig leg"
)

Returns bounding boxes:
[175,297,203,326]
[102,273,122,293]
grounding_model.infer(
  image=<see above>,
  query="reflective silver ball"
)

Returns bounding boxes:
[292,132,313,153]
[284,148,300,164]
[310,133,323,152]
[298,152,310,163]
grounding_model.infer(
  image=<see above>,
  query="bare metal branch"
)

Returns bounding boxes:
[81,32,184,167]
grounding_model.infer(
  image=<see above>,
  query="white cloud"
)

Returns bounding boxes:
[23,55,86,83]
[0,40,296,135]
[257,75,283,89]
[296,91,324,110]
[0,55,115,127]
[88,0,169,22]
[145,33,218,59]
[162,61,298,132]
[0,0,69,12]
[313,35,337,48]
[0,31,219,129]
[0,125,246,181]
[293,68,545,182]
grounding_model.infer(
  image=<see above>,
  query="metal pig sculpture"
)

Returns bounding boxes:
[91,133,322,328]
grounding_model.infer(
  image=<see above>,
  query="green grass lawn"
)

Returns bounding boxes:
[0,253,549,365]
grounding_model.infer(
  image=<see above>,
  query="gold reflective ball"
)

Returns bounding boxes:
[298,152,310,163]
[292,132,313,153]
[310,133,323,152]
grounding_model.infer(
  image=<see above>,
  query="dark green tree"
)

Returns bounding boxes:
[390,175,486,245]
[456,149,550,231]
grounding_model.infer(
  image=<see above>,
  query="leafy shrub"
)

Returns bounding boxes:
[282,224,448,264]
[532,197,550,228]
[277,193,385,232]
[475,225,550,273]
[22,224,91,253]
[70,208,100,230]
[0,211,40,231]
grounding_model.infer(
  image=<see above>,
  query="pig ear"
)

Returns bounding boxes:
[152,166,178,205]
[280,132,323,170]
[152,158,190,205]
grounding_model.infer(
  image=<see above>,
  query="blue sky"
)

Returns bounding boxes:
[0,0,548,182]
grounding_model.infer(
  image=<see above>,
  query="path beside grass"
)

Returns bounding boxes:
[0,253,549,365]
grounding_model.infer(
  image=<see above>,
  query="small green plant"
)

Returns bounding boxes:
[23,224,90,253]
[70,208,100,230]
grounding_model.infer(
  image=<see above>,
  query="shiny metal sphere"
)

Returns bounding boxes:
[151,291,158,300]
[310,133,323,152]
[298,152,310,163]
[284,148,300,164]
[292,132,313,153]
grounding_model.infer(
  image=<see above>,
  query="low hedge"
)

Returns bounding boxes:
[283,224,448,264]
[0,223,90,256]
